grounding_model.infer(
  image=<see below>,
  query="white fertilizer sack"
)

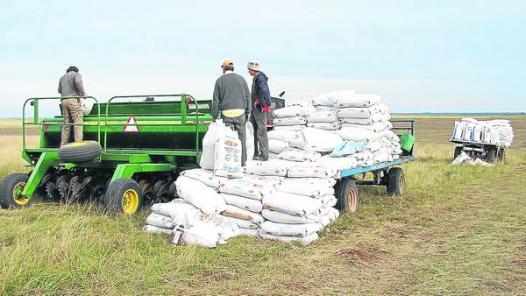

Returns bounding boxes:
[244,160,288,177]
[263,191,323,217]
[277,148,321,162]
[301,127,344,152]
[273,116,307,126]
[334,94,381,108]
[180,168,221,189]
[219,193,263,213]
[214,126,243,178]
[175,176,227,215]
[145,213,175,229]
[222,204,265,224]
[219,178,265,200]
[143,225,173,235]
[260,221,321,238]
[268,139,289,154]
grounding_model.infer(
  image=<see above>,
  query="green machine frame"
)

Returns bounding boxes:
[19,94,212,201]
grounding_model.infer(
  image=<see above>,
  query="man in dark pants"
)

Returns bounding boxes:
[247,61,272,161]
[212,59,251,166]
[58,65,87,146]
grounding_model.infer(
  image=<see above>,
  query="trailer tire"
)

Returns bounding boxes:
[483,146,496,163]
[336,178,360,213]
[0,173,31,209]
[497,149,505,162]
[104,179,142,215]
[386,167,405,196]
[59,141,101,163]
[453,146,463,160]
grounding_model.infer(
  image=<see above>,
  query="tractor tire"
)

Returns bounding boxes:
[104,179,142,215]
[0,173,30,209]
[483,146,497,163]
[386,167,406,196]
[59,141,101,163]
[336,178,360,213]
[453,146,463,160]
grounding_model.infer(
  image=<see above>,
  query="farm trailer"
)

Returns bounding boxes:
[0,94,212,214]
[334,120,415,212]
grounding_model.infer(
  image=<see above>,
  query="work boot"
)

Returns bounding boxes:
[253,155,268,161]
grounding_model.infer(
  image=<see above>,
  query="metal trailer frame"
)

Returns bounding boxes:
[333,119,416,213]
[1,94,212,214]
[449,139,505,163]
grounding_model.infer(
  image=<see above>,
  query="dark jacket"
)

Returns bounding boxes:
[58,71,86,97]
[212,72,251,119]
[251,72,272,112]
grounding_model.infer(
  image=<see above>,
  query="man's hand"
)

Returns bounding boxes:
[261,106,272,113]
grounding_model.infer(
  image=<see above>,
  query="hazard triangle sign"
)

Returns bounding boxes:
[124,116,139,133]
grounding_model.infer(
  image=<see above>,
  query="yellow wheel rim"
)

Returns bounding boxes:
[13,182,29,205]
[122,189,139,215]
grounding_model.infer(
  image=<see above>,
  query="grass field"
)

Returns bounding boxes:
[0,116,525,295]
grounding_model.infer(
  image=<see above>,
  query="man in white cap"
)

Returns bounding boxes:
[247,61,271,161]
[212,59,251,166]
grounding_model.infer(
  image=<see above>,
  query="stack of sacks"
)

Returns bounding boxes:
[260,178,339,245]
[269,105,308,155]
[144,199,240,248]
[305,105,340,131]
[451,118,514,147]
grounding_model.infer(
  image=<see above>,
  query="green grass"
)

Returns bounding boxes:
[0,118,525,295]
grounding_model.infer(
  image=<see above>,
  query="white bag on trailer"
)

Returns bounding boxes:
[219,178,265,200]
[272,105,306,118]
[219,193,263,213]
[287,163,338,178]
[258,232,319,245]
[222,204,265,224]
[143,225,173,235]
[334,94,381,108]
[306,110,338,123]
[262,209,314,224]
[268,139,289,154]
[268,130,297,142]
[145,213,175,229]
[337,106,379,119]
[263,191,323,217]
[175,176,227,215]
[301,127,344,152]
[276,178,334,198]
[307,121,341,131]
[244,160,288,177]
[278,148,321,162]
[180,168,221,189]
[337,127,383,142]
[260,221,321,238]
[273,125,305,132]
[199,120,224,170]
[273,116,307,126]
[214,125,243,178]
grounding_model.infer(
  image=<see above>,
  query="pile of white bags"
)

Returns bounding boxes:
[451,118,514,147]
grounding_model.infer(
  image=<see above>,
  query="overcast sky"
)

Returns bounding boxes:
[1,0,525,117]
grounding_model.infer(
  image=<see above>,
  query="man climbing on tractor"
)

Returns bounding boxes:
[247,61,272,161]
[212,59,251,166]
[58,65,87,146]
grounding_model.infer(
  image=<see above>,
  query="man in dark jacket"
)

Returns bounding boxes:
[247,61,271,161]
[58,65,87,146]
[212,59,251,166]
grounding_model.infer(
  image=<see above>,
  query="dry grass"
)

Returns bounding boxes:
[0,116,525,295]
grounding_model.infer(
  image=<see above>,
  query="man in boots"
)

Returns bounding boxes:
[58,65,87,146]
[247,61,272,161]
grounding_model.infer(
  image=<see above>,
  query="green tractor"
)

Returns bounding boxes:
[0,94,212,215]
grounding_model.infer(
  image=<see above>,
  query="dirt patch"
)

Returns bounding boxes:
[200,268,233,282]
[335,244,389,265]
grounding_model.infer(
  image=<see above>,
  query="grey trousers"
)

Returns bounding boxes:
[222,114,247,166]
[60,98,84,146]
[250,110,269,160]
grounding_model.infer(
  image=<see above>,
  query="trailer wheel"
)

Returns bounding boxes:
[59,141,102,163]
[483,146,497,163]
[453,146,463,160]
[104,179,142,215]
[386,167,406,196]
[336,178,360,213]
[497,149,505,162]
[0,173,31,209]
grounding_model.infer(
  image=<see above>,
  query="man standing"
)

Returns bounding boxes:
[58,65,86,146]
[247,61,271,161]
[212,59,251,166]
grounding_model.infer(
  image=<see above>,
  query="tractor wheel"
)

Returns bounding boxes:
[386,167,406,196]
[0,173,31,209]
[336,178,360,213]
[453,146,463,160]
[483,146,497,163]
[59,141,101,163]
[104,179,142,215]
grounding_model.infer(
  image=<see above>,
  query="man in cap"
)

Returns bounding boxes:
[58,65,87,146]
[212,59,251,166]
[247,61,271,161]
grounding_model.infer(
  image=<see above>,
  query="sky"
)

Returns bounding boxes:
[0,0,525,117]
